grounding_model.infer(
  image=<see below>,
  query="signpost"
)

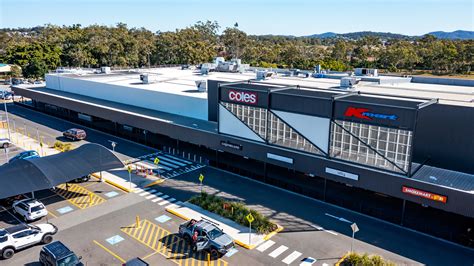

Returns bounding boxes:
[127,165,132,191]
[109,140,117,152]
[246,213,255,245]
[350,223,359,252]
[199,174,204,194]
[154,157,160,177]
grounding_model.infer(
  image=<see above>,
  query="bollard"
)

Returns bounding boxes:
[207,253,211,266]
[136,216,140,228]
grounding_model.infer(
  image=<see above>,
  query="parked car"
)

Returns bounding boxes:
[8,150,40,163]
[299,257,317,266]
[62,128,86,141]
[0,91,12,100]
[12,198,48,221]
[123,257,149,266]
[39,241,83,266]
[0,223,58,259]
[0,194,26,208]
[0,138,12,149]
[178,219,234,258]
[71,174,91,183]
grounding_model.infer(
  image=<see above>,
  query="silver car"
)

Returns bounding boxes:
[178,219,234,258]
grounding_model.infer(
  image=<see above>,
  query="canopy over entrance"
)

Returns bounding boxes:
[0,143,124,199]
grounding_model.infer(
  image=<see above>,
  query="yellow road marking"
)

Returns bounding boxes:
[47,210,58,218]
[55,183,105,209]
[121,219,228,266]
[93,240,126,263]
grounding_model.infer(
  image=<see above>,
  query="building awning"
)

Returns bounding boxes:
[0,143,124,199]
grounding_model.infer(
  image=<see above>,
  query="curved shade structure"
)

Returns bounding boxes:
[0,143,124,199]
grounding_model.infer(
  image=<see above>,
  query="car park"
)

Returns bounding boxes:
[8,150,40,163]
[12,198,48,221]
[0,138,12,149]
[178,219,234,258]
[39,241,83,266]
[0,223,58,259]
[62,128,87,141]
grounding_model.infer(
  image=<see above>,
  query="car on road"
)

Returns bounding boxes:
[8,150,40,163]
[12,198,48,221]
[178,219,234,258]
[0,138,12,149]
[62,128,86,141]
[0,223,58,259]
[39,241,83,266]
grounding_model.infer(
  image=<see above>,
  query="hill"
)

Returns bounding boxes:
[425,30,474,40]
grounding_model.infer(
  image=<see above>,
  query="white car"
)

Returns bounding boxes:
[300,257,317,266]
[12,198,48,221]
[0,138,11,149]
[0,223,58,259]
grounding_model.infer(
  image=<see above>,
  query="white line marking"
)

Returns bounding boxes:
[310,224,338,235]
[256,240,275,252]
[139,191,150,196]
[175,201,183,205]
[167,198,176,203]
[160,195,170,200]
[282,251,302,265]
[144,189,157,194]
[268,245,288,258]
[146,194,156,199]
[134,188,144,193]
[158,200,171,206]
[325,213,353,223]
[153,192,163,196]
[325,230,338,236]
[151,198,162,203]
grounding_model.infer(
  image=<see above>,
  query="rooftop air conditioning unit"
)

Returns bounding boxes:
[100,66,111,74]
[340,77,360,89]
[195,80,207,92]
[140,73,159,84]
[355,68,378,77]
[256,70,276,80]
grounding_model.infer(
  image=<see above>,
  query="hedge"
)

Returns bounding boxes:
[340,252,395,266]
[53,141,72,152]
[189,192,278,234]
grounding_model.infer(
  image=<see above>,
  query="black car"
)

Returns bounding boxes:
[39,241,83,266]
[71,174,91,183]
[123,257,149,266]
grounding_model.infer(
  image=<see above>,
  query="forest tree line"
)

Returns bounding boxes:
[0,22,472,78]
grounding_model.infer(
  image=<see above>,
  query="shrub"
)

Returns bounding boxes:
[53,141,72,152]
[341,252,395,266]
[189,192,278,234]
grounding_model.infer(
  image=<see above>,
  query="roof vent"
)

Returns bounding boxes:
[340,77,360,89]
[195,80,207,92]
[100,66,111,74]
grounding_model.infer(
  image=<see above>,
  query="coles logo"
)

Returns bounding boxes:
[228,90,257,104]
[344,107,398,121]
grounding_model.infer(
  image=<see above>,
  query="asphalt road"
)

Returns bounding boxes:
[1,103,474,266]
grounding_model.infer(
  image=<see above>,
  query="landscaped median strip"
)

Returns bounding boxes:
[91,173,135,193]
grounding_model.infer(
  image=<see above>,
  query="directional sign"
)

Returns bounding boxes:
[127,165,132,173]
[351,223,359,233]
[246,213,255,224]
[154,157,160,165]
[199,174,204,182]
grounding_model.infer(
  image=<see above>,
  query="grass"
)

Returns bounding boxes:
[188,192,278,234]
[340,252,395,266]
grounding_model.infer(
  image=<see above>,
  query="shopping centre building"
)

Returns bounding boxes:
[12,66,474,246]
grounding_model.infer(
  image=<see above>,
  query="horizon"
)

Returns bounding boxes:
[1,0,473,36]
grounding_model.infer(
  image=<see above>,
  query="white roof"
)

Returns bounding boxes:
[46,67,473,107]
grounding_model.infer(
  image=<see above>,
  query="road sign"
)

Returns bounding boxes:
[127,165,132,173]
[351,223,359,233]
[246,213,255,224]
[199,174,204,182]
[154,157,160,165]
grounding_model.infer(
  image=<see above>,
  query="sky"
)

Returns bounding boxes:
[0,0,473,36]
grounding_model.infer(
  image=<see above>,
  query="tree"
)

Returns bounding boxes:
[10,65,22,78]
[24,57,48,78]
[221,27,248,59]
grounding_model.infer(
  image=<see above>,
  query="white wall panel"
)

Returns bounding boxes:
[45,75,208,120]
[272,110,330,153]
[219,105,264,142]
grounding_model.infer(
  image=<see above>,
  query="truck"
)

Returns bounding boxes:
[178,219,234,258]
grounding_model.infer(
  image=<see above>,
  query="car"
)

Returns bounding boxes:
[39,241,83,266]
[12,198,48,221]
[178,219,234,258]
[0,138,12,149]
[8,150,40,163]
[62,128,86,141]
[71,174,91,183]
[0,194,27,208]
[0,223,58,259]
[123,257,149,266]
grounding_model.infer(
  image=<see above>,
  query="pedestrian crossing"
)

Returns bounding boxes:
[256,240,311,265]
[136,152,205,180]
[135,187,183,209]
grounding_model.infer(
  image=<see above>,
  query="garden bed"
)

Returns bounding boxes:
[188,193,278,234]
[339,252,395,266]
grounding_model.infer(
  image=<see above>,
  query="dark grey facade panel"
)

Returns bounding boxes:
[342,94,423,108]
[333,101,417,130]
[207,80,220,122]
[270,93,333,118]
[13,88,474,218]
[413,104,474,174]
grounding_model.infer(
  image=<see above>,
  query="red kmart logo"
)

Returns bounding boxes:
[344,107,398,121]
